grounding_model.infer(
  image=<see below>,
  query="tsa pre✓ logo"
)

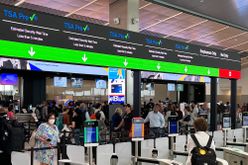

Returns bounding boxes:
[146,38,162,46]
[3,9,38,22]
[64,22,90,33]
[109,31,130,40]
[175,43,190,51]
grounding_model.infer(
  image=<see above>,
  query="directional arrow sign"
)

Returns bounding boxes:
[28,47,35,56]
[82,53,87,62]
[124,59,128,67]
[184,66,188,73]
[157,63,161,70]
[208,69,211,75]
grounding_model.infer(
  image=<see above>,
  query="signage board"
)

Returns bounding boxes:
[0,4,241,79]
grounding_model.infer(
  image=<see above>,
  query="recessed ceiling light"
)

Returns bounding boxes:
[200,0,204,3]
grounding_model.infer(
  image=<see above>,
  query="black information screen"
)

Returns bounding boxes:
[0,3,241,70]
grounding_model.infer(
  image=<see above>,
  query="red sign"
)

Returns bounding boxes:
[219,69,241,79]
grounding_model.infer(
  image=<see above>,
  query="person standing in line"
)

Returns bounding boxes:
[0,107,12,165]
[35,113,59,165]
[144,104,165,138]
[114,104,134,139]
[186,117,216,165]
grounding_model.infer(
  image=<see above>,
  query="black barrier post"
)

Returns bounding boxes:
[133,70,141,117]
[231,79,237,129]
[30,147,34,165]
[210,77,217,132]
[132,70,141,163]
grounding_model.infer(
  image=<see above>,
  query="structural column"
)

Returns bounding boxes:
[109,0,140,158]
[210,77,217,131]
[23,74,46,107]
[230,79,237,129]
[109,0,140,109]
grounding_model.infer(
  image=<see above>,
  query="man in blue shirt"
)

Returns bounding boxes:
[144,104,165,138]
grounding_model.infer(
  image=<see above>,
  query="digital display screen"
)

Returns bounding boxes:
[111,84,122,93]
[0,73,18,85]
[169,120,178,134]
[0,3,240,79]
[168,83,175,91]
[96,79,107,89]
[223,117,231,128]
[85,127,97,143]
[71,78,83,88]
[54,77,67,87]
[177,84,184,91]
[84,121,99,146]
[243,114,248,126]
[131,118,144,140]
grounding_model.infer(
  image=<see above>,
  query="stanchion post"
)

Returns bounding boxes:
[30,147,34,165]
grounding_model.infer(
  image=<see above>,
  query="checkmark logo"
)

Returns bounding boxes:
[30,14,36,21]
[158,40,162,46]
[124,33,129,39]
[83,25,89,32]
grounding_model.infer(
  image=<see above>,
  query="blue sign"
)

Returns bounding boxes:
[108,95,125,104]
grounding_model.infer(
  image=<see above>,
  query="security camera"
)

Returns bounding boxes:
[113,17,120,24]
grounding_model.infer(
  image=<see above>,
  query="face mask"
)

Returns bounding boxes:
[48,119,55,125]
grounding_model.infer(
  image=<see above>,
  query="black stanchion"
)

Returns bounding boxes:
[30,147,34,165]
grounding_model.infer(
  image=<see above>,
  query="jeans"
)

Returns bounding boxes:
[149,127,162,138]
[74,129,81,145]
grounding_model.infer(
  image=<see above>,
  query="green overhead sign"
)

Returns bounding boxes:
[0,39,219,77]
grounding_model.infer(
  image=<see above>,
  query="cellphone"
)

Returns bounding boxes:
[47,139,51,142]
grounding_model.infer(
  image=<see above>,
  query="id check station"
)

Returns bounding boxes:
[2,0,248,165]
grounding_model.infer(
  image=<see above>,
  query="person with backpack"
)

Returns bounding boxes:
[0,107,12,165]
[186,117,216,165]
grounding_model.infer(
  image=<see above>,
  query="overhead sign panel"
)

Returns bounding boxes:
[0,3,241,79]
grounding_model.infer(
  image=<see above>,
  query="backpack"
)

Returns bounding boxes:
[191,134,217,165]
[0,117,11,153]
[9,120,25,151]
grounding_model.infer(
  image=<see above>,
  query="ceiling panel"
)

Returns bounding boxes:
[175,21,227,41]
[216,33,248,48]
[24,0,93,13]
[233,42,248,51]
[198,27,244,45]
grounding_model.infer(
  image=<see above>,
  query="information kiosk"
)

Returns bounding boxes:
[84,120,99,165]
[168,115,179,159]
[222,113,231,147]
[131,117,144,165]
[243,112,248,143]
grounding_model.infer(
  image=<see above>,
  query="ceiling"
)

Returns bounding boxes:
[2,0,248,60]
[146,0,248,31]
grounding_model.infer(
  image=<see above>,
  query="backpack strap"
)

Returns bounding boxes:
[206,135,213,148]
[191,134,202,148]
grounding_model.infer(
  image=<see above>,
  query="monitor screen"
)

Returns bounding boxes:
[54,77,67,87]
[243,114,248,126]
[0,73,18,85]
[131,118,144,140]
[168,83,175,91]
[177,84,184,91]
[71,78,83,88]
[111,84,122,93]
[96,79,107,89]
[223,117,231,128]
[169,120,178,134]
[84,121,99,146]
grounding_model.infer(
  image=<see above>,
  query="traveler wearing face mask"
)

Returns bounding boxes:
[144,104,165,138]
[35,113,59,165]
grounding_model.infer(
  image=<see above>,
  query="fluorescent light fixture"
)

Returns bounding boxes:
[65,0,98,17]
